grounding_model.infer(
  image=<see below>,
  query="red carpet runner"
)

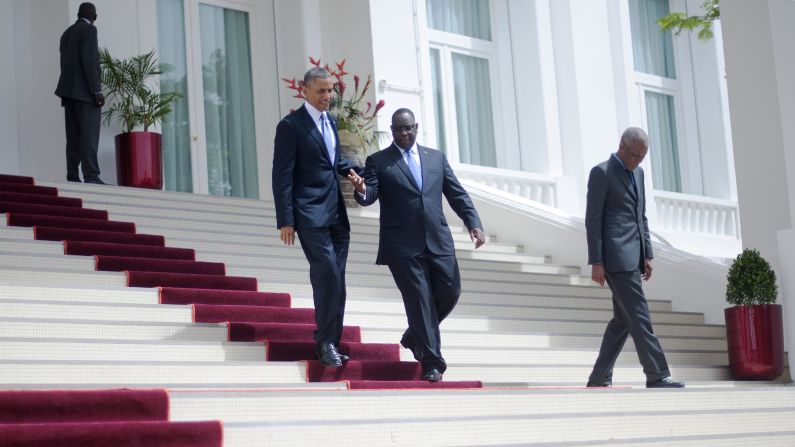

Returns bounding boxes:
[0,389,221,447]
[1,175,483,392]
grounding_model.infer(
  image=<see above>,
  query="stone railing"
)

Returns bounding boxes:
[453,164,559,208]
[653,190,741,239]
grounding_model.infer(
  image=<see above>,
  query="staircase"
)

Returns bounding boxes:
[1,177,794,446]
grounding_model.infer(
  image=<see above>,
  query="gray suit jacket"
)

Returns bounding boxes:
[55,19,101,104]
[585,156,653,273]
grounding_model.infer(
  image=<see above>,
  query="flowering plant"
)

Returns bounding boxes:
[282,57,387,153]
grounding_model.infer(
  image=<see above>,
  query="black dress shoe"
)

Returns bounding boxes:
[84,177,106,185]
[67,177,81,183]
[646,377,685,388]
[400,333,422,361]
[586,381,612,388]
[316,342,342,367]
[422,368,443,383]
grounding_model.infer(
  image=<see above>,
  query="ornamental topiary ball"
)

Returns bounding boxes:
[725,248,778,307]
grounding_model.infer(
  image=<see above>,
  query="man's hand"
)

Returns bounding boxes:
[279,225,295,246]
[347,169,365,193]
[591,263,605,287]
[642,258,653,281]
[94,93,105,107]
[470,228,485,249]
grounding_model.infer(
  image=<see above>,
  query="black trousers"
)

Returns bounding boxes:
[296,216,350,346]
[388,252,461,373]
[588,269,671,383]
[63,98,101,181]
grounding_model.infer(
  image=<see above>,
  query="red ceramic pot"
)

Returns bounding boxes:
[724,304,784,380]
[115,131,163,189]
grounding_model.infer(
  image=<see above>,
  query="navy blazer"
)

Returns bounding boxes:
[585,156,654,273]
[355,143,482,265]
[272,105,359,230]
[55,19,101,104]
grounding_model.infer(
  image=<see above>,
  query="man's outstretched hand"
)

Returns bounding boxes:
[470,228,485,249]
[347,169,365,194]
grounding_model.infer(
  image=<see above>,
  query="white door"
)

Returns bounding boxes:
[157,0,272,199]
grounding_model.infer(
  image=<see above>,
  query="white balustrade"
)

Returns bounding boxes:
[453,164,558,208]
[653,190,740,239]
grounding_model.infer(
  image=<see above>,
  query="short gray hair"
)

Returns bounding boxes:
[620,127,649,148]
[304,67,332,86]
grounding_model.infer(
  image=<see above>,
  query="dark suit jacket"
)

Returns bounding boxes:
[272,105,359,231]
[585,156,653,273]
[355,143,482,265]
[55,19,101,104]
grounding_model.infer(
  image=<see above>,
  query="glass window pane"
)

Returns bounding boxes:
[199,5,259,199]
[429,48,447,154]
[629,0,676,78]
[426,0,491,41]
[452,52,496,167]
[157,0,192,192]
[645,91,682,192]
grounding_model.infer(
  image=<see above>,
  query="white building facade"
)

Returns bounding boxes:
[0,0,740,258]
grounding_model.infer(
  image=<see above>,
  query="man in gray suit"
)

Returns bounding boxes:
[55,2,105,184]
[585,127,684,389]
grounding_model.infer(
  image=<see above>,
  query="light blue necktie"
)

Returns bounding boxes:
[404,148,422,190]
[320,113,335,163]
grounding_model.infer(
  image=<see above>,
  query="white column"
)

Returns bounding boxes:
[721,0,795,377]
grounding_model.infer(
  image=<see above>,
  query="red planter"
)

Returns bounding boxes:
[724,304,784,380]
[115,132,163,189]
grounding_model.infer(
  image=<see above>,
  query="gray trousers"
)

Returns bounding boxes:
[588,270,671,383]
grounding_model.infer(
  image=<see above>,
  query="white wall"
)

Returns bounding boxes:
[0,6,20,175]
[722,0,795,375]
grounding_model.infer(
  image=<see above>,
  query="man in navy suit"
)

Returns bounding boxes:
[272,67,361,367]
[55,2,105,184]
[585,127,684,388]
[348,108,485,382]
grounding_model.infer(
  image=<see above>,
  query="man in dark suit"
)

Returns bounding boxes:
[55,2,105,184]
[585,127,684,389]
[272,67,361,367]
[347,108,485,382]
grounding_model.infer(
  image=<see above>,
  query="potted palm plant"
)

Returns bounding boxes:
[724,248,784,380]
[100,49,180,189]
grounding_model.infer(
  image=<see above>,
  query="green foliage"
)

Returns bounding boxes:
[657,0,720,40]
[99,49,181,133]
[726,248,778,307]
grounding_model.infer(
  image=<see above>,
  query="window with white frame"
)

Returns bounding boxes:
[425,0,498,167]
[629,0,685,193]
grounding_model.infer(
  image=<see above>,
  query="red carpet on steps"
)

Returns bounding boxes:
[266,340,400,361]
[0,420,223,447]
[7,212,136,233]
[160,287,291,307]
[228,322,361,342]
[0,190,82,207]
[35,227,165,245]
[128,271,257,290]
[0,389,222,447]
[0,389,168,423]
[65,241,196,260]
[97,256,226,275]
[0,201,108,219]
[1,174,484,393]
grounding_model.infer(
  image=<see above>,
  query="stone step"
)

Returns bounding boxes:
[169,387,795,422]
[0,338,265,362]
[218,408,795,446]
[0,360,308,387]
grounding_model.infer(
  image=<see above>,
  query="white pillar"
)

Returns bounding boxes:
[721,0,795,378]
